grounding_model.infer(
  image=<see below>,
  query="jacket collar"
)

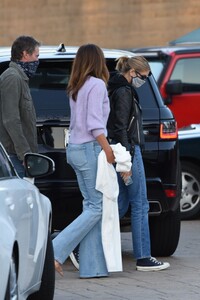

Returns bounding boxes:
[9,61,29,81]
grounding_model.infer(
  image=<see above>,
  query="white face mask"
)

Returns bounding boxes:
[132,76,146,88]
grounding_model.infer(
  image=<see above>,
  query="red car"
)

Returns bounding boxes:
[132,46,200,129]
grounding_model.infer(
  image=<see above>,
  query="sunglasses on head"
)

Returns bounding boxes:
[135,71,149,80]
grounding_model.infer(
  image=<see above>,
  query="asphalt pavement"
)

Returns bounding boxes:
[54,220,200,300]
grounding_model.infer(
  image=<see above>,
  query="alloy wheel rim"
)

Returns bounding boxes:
[181,171,200,213]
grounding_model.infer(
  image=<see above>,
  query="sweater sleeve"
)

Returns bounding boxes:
[87,79,109,138]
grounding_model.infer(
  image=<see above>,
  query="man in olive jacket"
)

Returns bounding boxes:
[0,36,40,177]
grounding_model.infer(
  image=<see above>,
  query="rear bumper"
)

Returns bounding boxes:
[35,176,180,232]
[146,177,180,215]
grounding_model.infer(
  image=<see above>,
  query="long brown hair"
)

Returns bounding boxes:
[67,44,109,101]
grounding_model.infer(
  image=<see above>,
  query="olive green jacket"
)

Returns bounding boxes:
[0,61,38,161]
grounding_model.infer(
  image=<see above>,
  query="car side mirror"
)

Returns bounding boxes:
[24,153,55,178]
[166,80,183,95]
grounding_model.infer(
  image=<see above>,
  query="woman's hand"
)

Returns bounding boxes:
[105,146,115,164]
[120,170,132,181]
[96,134,115,164]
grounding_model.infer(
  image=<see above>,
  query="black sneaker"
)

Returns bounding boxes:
[70,245,79,270]
[136,257,170,271]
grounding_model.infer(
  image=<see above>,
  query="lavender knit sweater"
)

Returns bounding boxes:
[69,76,110,144]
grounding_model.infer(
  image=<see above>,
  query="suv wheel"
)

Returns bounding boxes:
[180,161,200,220]
[149,206,181,257]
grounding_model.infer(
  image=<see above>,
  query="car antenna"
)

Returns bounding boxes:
[57,43,66,52]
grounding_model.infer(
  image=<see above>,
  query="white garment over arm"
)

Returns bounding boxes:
[96,143,132,272]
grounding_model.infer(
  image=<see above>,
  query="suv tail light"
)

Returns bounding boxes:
[164,189,177,198]
[160,121,178,139]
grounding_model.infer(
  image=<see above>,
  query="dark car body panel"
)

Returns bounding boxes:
[179,124,200,160]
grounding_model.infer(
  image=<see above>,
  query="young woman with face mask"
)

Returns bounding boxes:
[107,56,170,271]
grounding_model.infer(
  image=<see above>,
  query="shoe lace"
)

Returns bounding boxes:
[150,257,161,265]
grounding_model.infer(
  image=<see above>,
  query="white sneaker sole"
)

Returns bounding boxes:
[136,262,170,271]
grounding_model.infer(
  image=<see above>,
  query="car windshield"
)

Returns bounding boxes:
[0,146,16,178]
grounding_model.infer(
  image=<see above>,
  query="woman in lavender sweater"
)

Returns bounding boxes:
[53,44,115,278]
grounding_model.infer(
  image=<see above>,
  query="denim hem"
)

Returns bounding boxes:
[54,257,63,265]
[80,273,109,279]
[136,255,151,261]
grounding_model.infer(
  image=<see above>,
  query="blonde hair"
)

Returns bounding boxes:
[67,44,109,101]
[116,56,150,74]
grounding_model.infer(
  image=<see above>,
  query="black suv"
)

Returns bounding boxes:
[0,45,181,257]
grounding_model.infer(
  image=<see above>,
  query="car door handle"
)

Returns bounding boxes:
[27,196,34,209]
[5,197,15,210]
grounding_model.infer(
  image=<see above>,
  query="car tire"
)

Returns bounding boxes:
[28,231,55,300]
[149,206,181,257]
[180,161,200,220]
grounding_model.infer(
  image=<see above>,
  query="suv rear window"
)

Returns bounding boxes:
[30,60,71,121]
[148,61,164,81]
[30,59,159,123]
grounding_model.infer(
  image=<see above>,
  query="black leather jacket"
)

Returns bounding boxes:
[107,73,144,156]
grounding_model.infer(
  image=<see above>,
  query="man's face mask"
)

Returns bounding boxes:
[17,60,39,78]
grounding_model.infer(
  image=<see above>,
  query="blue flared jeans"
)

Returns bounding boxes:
[53,141,108,278]
[118,145,151,259]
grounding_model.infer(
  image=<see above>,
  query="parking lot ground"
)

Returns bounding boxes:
[54,220,200,300]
